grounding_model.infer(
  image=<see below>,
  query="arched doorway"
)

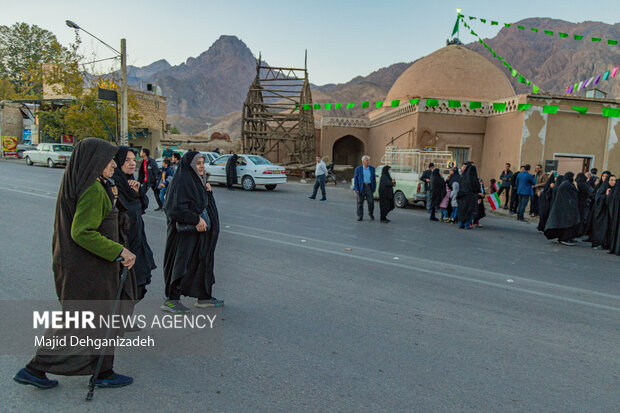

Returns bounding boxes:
[332,135,365,167]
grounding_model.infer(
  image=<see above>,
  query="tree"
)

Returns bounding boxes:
[171,125,180,134]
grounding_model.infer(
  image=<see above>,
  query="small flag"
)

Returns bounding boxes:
[602,70,610,81]
[612,66,619,77]
[492,181,500,192]
[487,192,501,210]
[593,73,602,85]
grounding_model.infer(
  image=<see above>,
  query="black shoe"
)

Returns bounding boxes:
[14,368,58,389]
[308,196,316,199]
[559,240,576,246]
[357,217,363,221]
[369,214,374,220]
[430,217,439,221]
[320,198,326,201]
[380,219,389,223]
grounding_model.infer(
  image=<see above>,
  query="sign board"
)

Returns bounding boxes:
[22,128,32,145]
[2,136,18,158]
[98,88,118,102]
[544,159,559,173]
[61,135,74,144]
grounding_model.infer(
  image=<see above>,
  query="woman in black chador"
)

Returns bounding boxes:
[606,175,620,255]
[537,173,555,232]
[544,172,580,246]
[378,165,395,223]
[163,151,223,313]
[590,174,612,249]
[113,147,156,300]
[456,163,479,229]
[428,168,446,221]
[574,172,593,238]
[225,153,238,189]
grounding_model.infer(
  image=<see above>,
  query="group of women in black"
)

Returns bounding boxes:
[16,141,222,390]
[537,169,620,253]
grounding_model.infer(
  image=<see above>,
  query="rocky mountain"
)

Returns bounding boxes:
[128,19,620,135]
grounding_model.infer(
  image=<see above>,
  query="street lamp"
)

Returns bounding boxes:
[66,20,128,146]
[206,122,212,138]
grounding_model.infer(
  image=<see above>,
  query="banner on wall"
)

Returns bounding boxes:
[2,136,18,158]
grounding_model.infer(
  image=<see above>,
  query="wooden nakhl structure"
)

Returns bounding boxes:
[242,52,315,166]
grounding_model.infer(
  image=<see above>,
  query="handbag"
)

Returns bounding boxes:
[175,208,211,233]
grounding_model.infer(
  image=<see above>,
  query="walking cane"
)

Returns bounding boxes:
[86,257,129,401]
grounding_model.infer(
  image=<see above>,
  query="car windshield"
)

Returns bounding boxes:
[53,145,74,152]
[247,155,272,165]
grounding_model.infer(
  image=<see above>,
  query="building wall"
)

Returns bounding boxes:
[367,113,418,164]
[319,124,370,165]
[606,118,620,172]
[481,110,525,184]
[129,89,167,157]
[0,102,24,142]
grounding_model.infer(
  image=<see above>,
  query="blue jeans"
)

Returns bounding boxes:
[517,194,530,220]
[450,207,458,221]
[311,174,326,199]
[441,208,448,220]
[159,186,167,207]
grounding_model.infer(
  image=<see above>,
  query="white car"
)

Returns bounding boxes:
[156,150,218,169]
[23,143,73,168]
[205,154,286,190]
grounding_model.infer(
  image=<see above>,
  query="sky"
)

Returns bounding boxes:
[2,0,619,85]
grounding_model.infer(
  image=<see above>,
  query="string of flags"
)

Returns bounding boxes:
[461,18,541,94]
[461,14,620,46]
[295,99,620,117]
[566,65,619,94]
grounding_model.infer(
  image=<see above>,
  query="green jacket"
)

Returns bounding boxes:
[70,181,124,261]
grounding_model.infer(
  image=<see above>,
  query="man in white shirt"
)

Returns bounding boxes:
[308,155,327,201]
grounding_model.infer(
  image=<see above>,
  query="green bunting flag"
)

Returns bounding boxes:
[591,37,601,42]
[511,69,518,77]
[391,100,400,108]
[325,103,332,111]
[375,101,384,108]
[532,85,540,94]
[544,30,553,36]
[449,100,461,108]
[572,106,588,114]
[517,25,525,30]
[426,99,439,107]
[574,35,583,40]
[491,21,498,26]
[361,101,369,108]
[543,105,559,114]
[303,104,311,110]
[493,102,507,111]
[531,28,538,33]
[313,104,321,110]
[518,103,532,111]
[409,98,420,105]
[518,75,526,84]
[346,102,355,109]
[602,108,620,117]
[469,101,483,109]
[559,32,568,38]
[609,40,619,45]
[335,103,342,109]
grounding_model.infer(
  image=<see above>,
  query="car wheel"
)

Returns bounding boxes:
[242,175,256,191]
[26,156,33,166]
[265,184,277,191]
[394,191,408,208]
[47,158,56,168]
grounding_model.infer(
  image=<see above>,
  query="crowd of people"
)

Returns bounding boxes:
[14,139,223,390]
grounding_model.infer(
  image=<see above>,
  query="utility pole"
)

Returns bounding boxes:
[120,38,128,146]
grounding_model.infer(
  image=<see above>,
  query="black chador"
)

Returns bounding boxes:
[544,172,580,242]
[606,179,620,255]
[226,154,238,189]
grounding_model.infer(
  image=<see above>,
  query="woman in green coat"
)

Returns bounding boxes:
[14,138,137,389]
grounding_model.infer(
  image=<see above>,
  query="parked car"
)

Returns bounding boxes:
[205,154,286,190]
[154,149,197,169]
[17,144,37,159]
[23,143,74,168]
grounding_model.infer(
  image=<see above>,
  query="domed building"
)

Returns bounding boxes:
[316,44,620,183]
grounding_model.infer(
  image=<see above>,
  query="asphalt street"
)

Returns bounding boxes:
[0,159,618,412]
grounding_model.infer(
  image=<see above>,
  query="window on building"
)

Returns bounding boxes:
[448,146,470,166]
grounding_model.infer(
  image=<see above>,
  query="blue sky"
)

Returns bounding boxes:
[2,0,619,85]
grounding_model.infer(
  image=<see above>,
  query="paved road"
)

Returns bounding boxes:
[0,159,618,412]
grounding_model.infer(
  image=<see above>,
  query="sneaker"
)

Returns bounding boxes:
[14,368,58,389]
[195,297,224,308]
[559,240,576,246]
[95,373,134,388]
[380,219,389,223]
[308,196,316,200]
[161,300,191,313]
[369,214,375,220]
[320,198,326,201]
[357,217,363,221]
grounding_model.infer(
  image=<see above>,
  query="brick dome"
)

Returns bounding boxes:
[385,45,516,103]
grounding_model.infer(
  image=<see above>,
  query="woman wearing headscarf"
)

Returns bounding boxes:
[606,175,620,255]
[590,173,612,250]
[428,168,446,221]
[113,146,156,301]
[574,172,593,238]
[225,153,238,190]
[14,138,136,389]
[544,172,580,246]
[457,163,480,229]
[537,173,555,232]
[163,151,222,313]
[378,165,395,223]
[583,171,610,241]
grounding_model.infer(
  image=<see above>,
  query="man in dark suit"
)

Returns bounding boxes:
[353,155,377,221]
[138,148,162,210]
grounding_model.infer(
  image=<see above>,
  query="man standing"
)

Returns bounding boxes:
[354,155,376,221]
[516,164,536,222]
[309,155,327,201]
[498,163,513,209]
[420,163,434,211]
[170,152,181,174]
[531,164,547,217]
[138,148,162,211]
[510,165,524,214]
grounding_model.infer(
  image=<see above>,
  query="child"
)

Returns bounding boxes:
[439,181,451,222]
[490,178,498,194]
[158,159,173,206]
[449,168,459,223]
